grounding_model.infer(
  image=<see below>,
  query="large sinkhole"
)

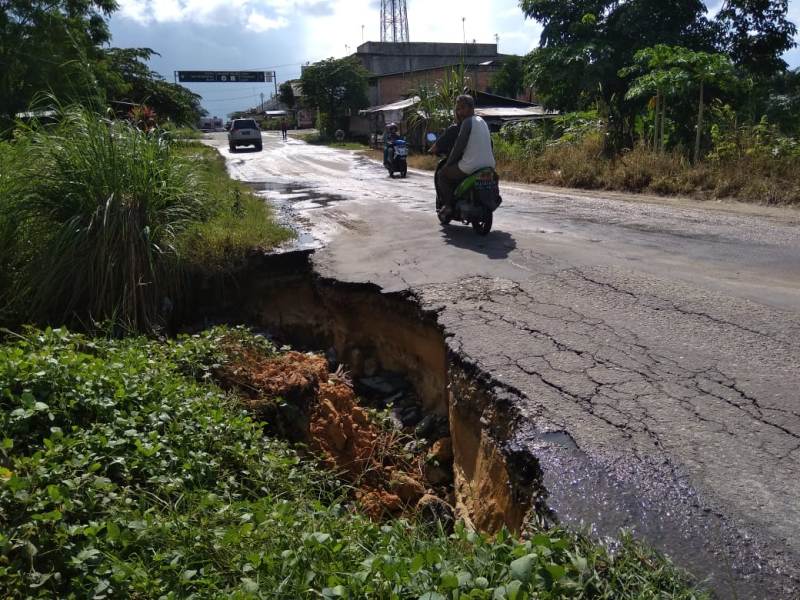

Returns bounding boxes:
[182,250,546,535]
[180,250,793,600]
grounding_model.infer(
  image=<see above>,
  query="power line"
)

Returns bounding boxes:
[195,93,262,102]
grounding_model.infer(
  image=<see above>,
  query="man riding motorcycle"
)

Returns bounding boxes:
[434,95,496,219]
[383,122,400,165]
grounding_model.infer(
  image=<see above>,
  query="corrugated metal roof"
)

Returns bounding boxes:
[358,97,556,120]
[476,106,557,118]
[359,96,420,114]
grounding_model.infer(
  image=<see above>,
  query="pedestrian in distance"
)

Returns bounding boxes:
[281,118,288,141]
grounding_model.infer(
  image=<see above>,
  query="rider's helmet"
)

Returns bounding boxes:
[387,122,399,133]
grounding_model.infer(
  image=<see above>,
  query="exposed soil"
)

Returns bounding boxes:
[213,336,454,522]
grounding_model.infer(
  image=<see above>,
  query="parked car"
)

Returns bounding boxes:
[228,118,262,152]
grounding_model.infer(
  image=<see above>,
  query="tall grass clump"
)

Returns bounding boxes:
[0,140,23,317]
[5,107,204,332]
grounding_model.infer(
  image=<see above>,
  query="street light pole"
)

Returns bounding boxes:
[462,17,466,45]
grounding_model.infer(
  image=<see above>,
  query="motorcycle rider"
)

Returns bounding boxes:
[435,94,496,218]
[383,122,400,166]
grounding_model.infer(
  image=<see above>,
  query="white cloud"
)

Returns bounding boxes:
[116,0,292,29]
[247,11,290,31]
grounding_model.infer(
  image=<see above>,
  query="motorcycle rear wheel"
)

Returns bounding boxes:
[472,212,492,235]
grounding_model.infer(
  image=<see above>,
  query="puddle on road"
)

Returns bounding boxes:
[246,181,347,208]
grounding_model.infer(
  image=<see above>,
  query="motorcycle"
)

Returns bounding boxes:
[429,132,502,236]
[384,138,408,178]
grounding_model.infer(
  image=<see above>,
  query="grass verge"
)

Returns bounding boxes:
[296,132,369,151]
[0,326,709,599]
[175,143,294,273]
[493,135,800,205]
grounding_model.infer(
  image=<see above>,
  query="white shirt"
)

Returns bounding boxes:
[457,116,496,174]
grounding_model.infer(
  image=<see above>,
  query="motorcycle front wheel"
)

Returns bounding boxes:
[472,211,492,235]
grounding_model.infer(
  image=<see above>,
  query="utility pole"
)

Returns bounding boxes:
[495,33,499,51]
[260,92,264,112]
[362,24,365,43]
[462,17,466,44]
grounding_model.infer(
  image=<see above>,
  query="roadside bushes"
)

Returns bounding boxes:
[492,110,800,204]
[0,109,292,333]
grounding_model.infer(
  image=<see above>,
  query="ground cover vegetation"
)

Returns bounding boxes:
[0,107,292,333]
[492,0,800,204]
[0,326,710,599]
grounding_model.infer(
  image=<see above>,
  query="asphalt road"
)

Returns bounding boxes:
[208,132,800,598]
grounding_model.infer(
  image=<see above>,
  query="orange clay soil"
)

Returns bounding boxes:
[214,344,443,520]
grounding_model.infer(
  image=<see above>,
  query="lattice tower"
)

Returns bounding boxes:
[380,0,410,43]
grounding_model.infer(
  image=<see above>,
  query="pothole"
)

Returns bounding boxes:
[182,250,545,535]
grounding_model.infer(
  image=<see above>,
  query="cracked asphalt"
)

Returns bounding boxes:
[207,132,800,598]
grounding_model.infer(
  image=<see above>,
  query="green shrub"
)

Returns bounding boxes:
[0,327,709,599]
[4,108,204,332]
[492,111,800,204]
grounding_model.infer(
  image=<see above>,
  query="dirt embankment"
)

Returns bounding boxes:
[214,341,456,523]
[183,257,542,535]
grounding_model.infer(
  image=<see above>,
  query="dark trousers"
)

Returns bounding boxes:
[435,164,467,208]
[281,129,287,140]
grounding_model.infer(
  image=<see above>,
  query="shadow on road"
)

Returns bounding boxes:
[441,225,517,259]
[230,146,262,154]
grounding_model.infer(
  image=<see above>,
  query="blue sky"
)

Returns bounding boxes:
[109,0,800,118]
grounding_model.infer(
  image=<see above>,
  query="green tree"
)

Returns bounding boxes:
[491,55,525,98]
[96,47,204,125]
[620,45,686,152]
[278,81,296,109]
[0,0,117,128]
[764,67,800,134]
[716,0,797,78]
[520,0,714,150]
[622,45,738,161]
[300,57,369,137]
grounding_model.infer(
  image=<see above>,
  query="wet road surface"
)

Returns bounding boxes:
[207,132,800,598]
